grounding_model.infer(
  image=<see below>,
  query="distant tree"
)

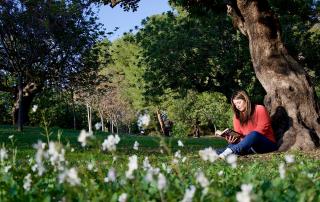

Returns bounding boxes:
[0,0,103,131]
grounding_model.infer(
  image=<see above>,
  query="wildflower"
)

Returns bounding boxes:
[162,163,172,174]
[279,163,285,179]
[133,141,139,150]
[59,168,81,186]
[95,122,102,130]
[175,150,182,159]
[182,156,187,163]
[118,193,127,202]
[102,134,120,151]
[199,147,219,163]
[226,154,237,168]
[143,157,151,170]
[178,140,184,147]
[32,105,38,112]
[218,170,224,176]
[8,135,14,139]
[33,141,46,176]
[104,167,116,182]
[48,142,65,170]
[87,163,94,171]
[284,154,295,164]
[157,173,167,191]
[125,155,138,179]
[23,174,32,191]
[181,185,196,202]
[4,165,11,173]
[236,184,253,202]
[144,167,160,183]
[0,147,8,162]
[195,170,209,188]
[78,130,93,147]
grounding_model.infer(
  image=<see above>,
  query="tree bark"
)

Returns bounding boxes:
[86,103,92,133]
[227,0,320,151]
[156,110,165,135]
[12,80,39,131]
[17,75,23,131]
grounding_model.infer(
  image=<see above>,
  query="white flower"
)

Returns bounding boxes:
[162,163,172,174]
[182,157,187,163]
[118,193,127,202]
[181,185,196,202]
[236,184,253,202]
[4,165,11,173]
[178,140,184,147]
[143,157,151,170]
[95,122,102,130]
[47,142,65,171]
[227,154,237,168]
[8,135,14,139]
[175,150,182,159]
[23,174,32,191]
[218,170,224,176]
[78,130,93,147]
[32,105,38,112]
[133,141,139,150]
[125,155,138,179]
[279,162,285,179]
[195,170,209,188]
[59,168,81,186]
[87,163,94,171]
[102,134,120,151]
[0,147,8,162]
[104,167,116,182]
[284,154,295,164]
[157,173,167,191]
[199,147,219,163]
[33,141,46,176]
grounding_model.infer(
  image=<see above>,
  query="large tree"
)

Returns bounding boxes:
[101,0,320,151]
[0,0,103,130]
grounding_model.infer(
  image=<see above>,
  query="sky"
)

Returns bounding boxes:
[95,0,173,41]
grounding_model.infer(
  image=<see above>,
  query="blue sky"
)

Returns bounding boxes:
[95,0,173,41]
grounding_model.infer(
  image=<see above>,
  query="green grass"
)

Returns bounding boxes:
[1,125,320,202]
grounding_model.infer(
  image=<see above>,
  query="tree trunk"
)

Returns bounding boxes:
[227,0,320,151]
[12,80,38,131]
[156,110,165,135]
[98,109,104,132]
[71,89,77,130]
[17,75,23,131]
[86,103,92,133]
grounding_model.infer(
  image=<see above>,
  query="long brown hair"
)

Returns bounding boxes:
[231,90,255,125]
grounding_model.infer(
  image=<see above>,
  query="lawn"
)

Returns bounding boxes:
[0,125,319,202]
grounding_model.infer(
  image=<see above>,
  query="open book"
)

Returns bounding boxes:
[215,128,244,139]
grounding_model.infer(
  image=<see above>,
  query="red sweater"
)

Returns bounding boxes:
[233,105,276,143]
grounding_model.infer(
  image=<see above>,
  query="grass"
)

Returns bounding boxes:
[1,125,320,201]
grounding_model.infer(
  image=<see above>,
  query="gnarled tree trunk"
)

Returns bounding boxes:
[227,0,320,151]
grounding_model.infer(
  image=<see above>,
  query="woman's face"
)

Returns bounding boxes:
[233,99,246,112]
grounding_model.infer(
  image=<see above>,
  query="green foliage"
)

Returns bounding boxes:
[163,91,232,137]
[0,92,12,124]
[136,7,261,101]
[29,89,89,130]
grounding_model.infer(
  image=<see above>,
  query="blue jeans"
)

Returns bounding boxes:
[219,131,278,155]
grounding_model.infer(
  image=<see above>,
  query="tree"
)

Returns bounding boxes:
[101,0,320,150]
[0,0,103,131]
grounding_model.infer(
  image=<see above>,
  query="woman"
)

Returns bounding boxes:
[218,90,278,159]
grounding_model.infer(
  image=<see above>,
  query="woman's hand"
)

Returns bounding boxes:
[225,135,239,144]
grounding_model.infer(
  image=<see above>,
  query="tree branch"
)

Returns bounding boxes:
[226,4,247,36]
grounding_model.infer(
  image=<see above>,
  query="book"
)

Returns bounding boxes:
[215,128,244,139]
